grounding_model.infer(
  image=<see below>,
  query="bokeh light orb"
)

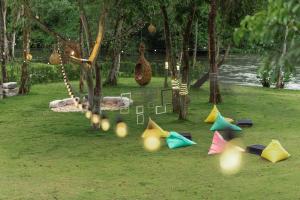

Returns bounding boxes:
[91,114,100,124]
[143,136,161,152]
[220,145,243,175]
[101,119,110,132]
[85,111,92,119]
[115,122,128,138]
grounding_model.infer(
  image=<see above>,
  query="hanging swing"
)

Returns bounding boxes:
[135,43,152,86]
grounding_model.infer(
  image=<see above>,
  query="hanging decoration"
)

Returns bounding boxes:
[26,53,33,61]
[148,24,156,34]
[49,48,61,65]
[135,43,152,86]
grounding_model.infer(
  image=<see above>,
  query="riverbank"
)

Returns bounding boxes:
[0,78,299,199]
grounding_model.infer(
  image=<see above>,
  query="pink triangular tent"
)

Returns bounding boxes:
[208,131,227,155]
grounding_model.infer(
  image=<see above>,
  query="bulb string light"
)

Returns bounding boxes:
[57,40,81,103]
[179,83,188,96]
[171,79,180,90]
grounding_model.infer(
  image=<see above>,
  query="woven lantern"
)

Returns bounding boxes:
[135,43,152,86]
[148,24,156,34]
[49,49,61,65]
[26,53,32,61]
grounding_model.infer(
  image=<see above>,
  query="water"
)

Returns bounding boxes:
[217,54,300,90]
[24,49,300,90]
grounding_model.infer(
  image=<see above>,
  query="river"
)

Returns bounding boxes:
[217,54,300,90]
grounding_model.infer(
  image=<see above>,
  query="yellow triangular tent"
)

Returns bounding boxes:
[204,105,234,123]
[261,140,290,163]
[141,118,169,138]
[204,105,219,123]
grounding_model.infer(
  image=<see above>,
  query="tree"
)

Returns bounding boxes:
[0,0,7,83]
[23,0,108,118]
[179,0,197,119]
[19,5,31,94]
[234,0,300,88]
[103,0,146,86]
[208,0,222,104]
[160,1,180,113]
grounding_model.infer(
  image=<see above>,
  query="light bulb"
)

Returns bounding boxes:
[85,111,92,119]
[115,122,128,138]
[165,62,169,70]
[101,119,110,131]
[91,114,100,124]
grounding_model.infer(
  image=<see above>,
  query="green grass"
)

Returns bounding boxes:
[1,78,300,199]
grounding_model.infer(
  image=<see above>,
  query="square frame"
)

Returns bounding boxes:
[137,114,145,125]
[155,105,167,115]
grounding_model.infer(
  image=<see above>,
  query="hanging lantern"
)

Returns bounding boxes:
[49,49,61,65]
[148,24,156,34]
[134,43,152,86]
[26,53,33,61]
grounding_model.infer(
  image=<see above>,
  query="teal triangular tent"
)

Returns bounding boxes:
[166,131,196,149]
[210,113,242,131]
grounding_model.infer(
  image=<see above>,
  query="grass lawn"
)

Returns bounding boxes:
[1,77,300,199]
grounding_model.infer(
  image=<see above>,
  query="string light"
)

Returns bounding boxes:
[115,120,128,138]
[165,62,169,70]
[100,114,110,131]
[85,110,92,119]
[91,114,100,124]
[101,118,110,131]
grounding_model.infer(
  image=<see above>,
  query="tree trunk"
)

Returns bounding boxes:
[0,0,7,83]
[79,20,85,93]
[276,25,289,89]
[2,0,9,61]
[19,15,31,94]
[11,8,21,59]
[192,19,198,71]
[208,0,222,104]
[78,0,106,115]
[179,2,197,120]
[161,4,180,113]
[104,15,124,86]
[192,44,230,88]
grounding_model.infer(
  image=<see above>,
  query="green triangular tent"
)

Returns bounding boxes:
[166,132,196,149]
[210,113,242,132]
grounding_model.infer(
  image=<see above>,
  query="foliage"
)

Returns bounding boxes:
[5,60,169,85]
[6,61,81,84]
[234,0,300,87]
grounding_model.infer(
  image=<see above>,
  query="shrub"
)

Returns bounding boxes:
[6,61,80,85]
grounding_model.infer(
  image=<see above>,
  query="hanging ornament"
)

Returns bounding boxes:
[49,49,60,65]
[134,43,152,86]
[148,24,156,34]
[26,53,33,61]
